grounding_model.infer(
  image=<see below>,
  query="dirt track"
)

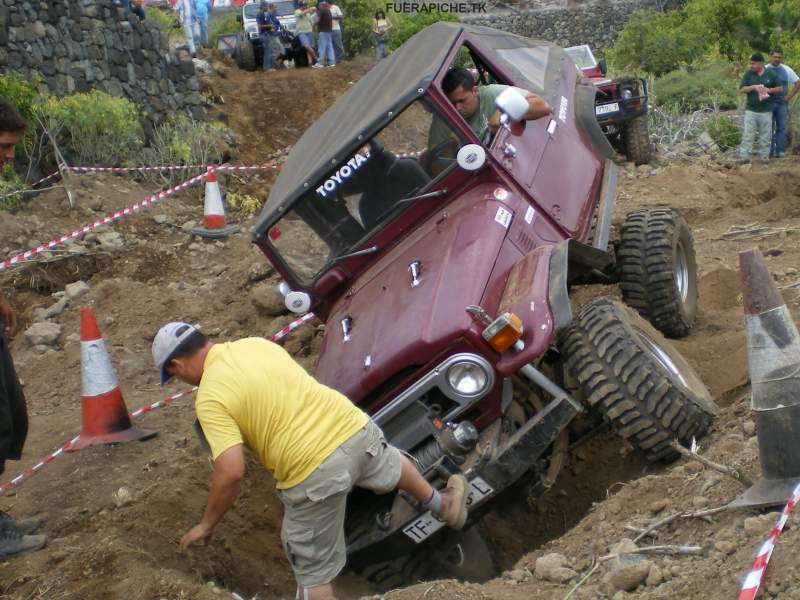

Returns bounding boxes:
[1,55,800,600]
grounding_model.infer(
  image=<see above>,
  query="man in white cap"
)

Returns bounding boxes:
[152,322,468,600]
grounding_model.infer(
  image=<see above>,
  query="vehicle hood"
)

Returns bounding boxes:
[315,195,512,403]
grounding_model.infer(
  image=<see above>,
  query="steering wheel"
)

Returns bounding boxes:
[422,138,460,175]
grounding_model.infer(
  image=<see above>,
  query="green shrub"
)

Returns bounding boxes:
[39,91,143,166]
[654,59,740,111]
[705,113,742,149]
[608,10,707,76]
[0,165,26,212]
[388,11,458,51]
[140,114,230,182]
[209,11,240,49]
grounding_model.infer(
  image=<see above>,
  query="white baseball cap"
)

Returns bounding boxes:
[152,321,202,385]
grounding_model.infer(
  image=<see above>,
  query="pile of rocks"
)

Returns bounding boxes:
[0,0,206,127]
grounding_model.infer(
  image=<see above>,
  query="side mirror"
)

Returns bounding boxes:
[495,88,528,124]
[236,14,243,23]
[598,59,607,75]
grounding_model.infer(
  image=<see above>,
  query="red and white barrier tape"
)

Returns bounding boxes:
[738,482,800,600]
[0,170,209,273]
[0,313,316,495]
[69,163,280,174]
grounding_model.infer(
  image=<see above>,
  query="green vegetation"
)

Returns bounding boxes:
[39,91,143,166]
[145,6,183,45]
[0,165,26,213]
[209,11,239,49]
[610,0,800,77]
[338,1,457,56]
[705,113,743,149]
[654,59,740,111]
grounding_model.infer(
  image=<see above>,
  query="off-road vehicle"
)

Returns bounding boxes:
[252,22,713,587]
[234,0,309,70]
[565,44,651,165]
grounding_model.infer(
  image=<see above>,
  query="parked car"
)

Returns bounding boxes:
[252,22,713,587]
[565,44,652,165]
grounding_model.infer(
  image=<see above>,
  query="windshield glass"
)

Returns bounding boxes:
[564,45,597,70]
[245,1,294,18]
[266,98,463,284]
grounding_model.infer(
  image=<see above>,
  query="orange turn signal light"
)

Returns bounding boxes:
[482,312,523,352]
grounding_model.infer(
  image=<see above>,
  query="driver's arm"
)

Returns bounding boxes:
[489,93,551,133]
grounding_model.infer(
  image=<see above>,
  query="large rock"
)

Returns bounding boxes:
[250,282,286,317]
[533,553,577,584]
[65,280,90,299]
[97,231,124,250]
[607,540,653,592]
[25,322,62,346]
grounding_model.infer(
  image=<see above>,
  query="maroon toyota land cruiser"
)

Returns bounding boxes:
[252,22,714,587]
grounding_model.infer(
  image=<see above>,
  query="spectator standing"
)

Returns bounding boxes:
[195,0,212,48]
[257,2,281,71]
[0,98,47,560]
[766,48,800,158]
[294,1,317,67]
[313,1,335,69]
[739,52,782,161]
[330,3,344,64]
[130,0,145,20]
[176,0,197,57]
[372,10,392,60]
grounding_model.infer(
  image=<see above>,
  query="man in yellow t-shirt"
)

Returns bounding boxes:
[152,321,468,600]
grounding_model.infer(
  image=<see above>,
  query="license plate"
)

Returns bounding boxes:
[595,102,619,115]
[401,476,495,543]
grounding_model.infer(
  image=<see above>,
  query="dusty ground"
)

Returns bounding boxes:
[1,53,800,600]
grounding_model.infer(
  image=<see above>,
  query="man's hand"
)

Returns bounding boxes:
[0,293,16,334]
[180,522,213,553]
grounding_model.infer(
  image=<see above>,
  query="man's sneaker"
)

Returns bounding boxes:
[311,63,325,69]
[0,511,41,535]
[0,527,46,559]
[438,474,468,530]
[327,64,336,68]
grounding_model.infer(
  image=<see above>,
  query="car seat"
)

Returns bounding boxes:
[359,157,431,230]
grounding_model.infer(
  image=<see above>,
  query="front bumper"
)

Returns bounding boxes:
[346,392,581,563]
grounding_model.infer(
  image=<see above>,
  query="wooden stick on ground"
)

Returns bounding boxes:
[562,561,600,600]
[670,440,754,488]
[632,504,730,544]
[599,544,704,562]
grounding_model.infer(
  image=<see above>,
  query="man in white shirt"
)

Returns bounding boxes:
[330,3,344,64]
[767,48,800,157]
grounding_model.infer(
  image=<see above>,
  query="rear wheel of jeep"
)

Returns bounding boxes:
[238,38,256,71]
[623,114,651,165]
[618,208,698,338]
[559,298,715,461]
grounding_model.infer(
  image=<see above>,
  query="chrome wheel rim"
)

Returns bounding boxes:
[635,329,688,388]
[675,240,689,304]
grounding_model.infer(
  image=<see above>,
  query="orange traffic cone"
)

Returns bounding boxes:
[67,308,156,452]
[191,169,240,239]
[730,248,800,508]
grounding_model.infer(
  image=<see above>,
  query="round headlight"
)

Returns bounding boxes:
[446,361,489,396]
[621,89,633,100]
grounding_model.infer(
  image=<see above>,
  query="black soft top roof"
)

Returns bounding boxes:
[253,22,572,239]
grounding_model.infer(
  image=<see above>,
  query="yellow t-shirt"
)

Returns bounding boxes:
[195,338,368,489]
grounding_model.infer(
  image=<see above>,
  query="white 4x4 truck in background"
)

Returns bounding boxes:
[234,0,301,70]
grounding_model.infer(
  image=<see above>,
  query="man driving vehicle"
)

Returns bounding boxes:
[429,66,551,147]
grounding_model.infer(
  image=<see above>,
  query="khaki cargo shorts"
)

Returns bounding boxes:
[276,419,402,587]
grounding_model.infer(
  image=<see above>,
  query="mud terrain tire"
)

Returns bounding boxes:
[237,38,256,71]
[559,298,715,461]
[618,208,698,338]
[623,114,651,165]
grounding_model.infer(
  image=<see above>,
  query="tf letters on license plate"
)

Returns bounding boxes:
[402,477,494,543]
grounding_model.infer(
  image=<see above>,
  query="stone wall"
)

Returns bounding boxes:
[464,0,685,51]
[0,0,206,130]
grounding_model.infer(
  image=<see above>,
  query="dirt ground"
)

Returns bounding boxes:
[2,53,800,600]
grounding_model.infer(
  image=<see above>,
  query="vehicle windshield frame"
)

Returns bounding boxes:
[263,93,465,288]
[564,45,597,70]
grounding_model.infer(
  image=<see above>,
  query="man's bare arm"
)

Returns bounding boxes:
[524,94,551,120]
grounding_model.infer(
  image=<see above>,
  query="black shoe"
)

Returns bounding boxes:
[0,511,42,535]
[0,526,46,558]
